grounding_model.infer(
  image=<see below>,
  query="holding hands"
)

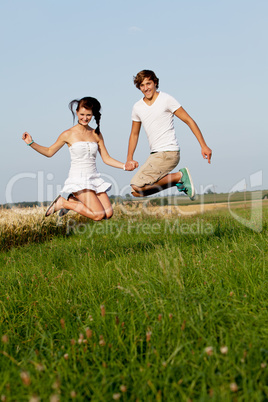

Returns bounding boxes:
[125,160,139,171]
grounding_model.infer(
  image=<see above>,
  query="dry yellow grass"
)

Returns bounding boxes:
[1,199,264,228]
[0,206,70,251]
[1,199,266,251]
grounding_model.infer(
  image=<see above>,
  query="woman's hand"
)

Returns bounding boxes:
[22,131,33,145]
[125,160,139,171]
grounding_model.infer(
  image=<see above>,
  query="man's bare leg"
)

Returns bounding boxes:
[131,172,182,197]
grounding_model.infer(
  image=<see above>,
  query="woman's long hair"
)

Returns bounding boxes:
[69,97,101,134]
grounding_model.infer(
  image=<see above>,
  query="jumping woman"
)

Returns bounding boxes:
[22,97,135,221]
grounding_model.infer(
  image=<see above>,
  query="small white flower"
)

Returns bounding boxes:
[220,346,228,355]
[204,346,213,356]
[230,382,238,392]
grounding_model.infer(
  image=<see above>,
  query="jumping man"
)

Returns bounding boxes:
[125,70,212,199]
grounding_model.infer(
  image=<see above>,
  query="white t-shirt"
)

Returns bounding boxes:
[131,91,181,153]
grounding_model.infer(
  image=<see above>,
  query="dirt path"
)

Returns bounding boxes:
[121,199,267,218]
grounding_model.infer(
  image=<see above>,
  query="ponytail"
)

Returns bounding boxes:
[93,109,101,134]
[68,99,79,124]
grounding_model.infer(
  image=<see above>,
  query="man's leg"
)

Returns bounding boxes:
[131,151,181,197]
[131,172,182,197]
[132,167,195,200]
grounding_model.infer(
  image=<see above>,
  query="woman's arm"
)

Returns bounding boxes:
[22,131,68,157]
[96,132,135,171]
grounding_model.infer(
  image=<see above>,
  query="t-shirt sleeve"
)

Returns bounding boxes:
[166,94,181,114]
[131,105,141,122]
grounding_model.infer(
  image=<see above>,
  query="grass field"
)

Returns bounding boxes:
[0,204,267,401]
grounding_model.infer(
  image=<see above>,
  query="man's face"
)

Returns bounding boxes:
[139,78,157,100]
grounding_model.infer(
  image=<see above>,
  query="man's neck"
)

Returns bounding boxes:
[143,91,159,106]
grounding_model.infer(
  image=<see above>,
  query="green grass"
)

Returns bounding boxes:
[0,209,268,401]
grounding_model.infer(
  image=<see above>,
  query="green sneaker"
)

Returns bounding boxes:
[176,167,195,200]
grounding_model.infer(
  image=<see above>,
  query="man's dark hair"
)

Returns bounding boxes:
[133,70,159,89]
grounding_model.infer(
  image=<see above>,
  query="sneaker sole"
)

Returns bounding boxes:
[184,167,195,200]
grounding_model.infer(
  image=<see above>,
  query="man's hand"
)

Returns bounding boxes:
[201,146,212,164]
[125,160,139,171]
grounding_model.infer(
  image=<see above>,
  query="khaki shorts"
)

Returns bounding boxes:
[130,151,180,188]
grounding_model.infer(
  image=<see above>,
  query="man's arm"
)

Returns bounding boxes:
[174,107,212,163]
[125,121,141,170]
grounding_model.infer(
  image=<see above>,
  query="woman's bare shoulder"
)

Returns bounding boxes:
[91,129,103,143]
[59,127,76,143]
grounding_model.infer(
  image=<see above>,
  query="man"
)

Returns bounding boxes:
[125,70,212,199]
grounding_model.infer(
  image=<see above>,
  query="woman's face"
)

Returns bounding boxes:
[76,107,93,126]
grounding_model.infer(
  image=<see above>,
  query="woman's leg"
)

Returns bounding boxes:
[96,192,113,219]
[72,190,108,221]
[46,190,109,221]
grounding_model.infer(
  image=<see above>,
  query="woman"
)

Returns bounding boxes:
[22,97,135,221]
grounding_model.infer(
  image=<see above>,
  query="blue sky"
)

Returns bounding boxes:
[1,0,267,204]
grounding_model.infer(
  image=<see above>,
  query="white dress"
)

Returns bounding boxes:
[61,141,111,195]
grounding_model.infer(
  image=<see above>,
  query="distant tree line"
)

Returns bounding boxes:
[1,190,267,209]
[0,201,48,209]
